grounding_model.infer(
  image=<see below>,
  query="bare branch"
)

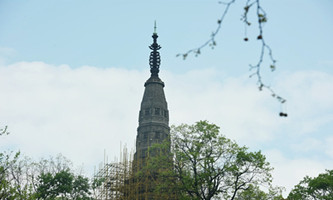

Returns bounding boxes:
[176,0,236,59]
[0,125,9,136]
[178,0,288,117]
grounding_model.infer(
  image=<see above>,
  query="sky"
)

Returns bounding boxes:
[0,0,333,196]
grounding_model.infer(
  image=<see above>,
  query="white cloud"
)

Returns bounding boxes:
[291,138,322,153]
[278,70,333,115]
[1,62,333,196]
[274,70,333,136]
[0,62,145,173]
[324,136,333,159]
[265,149,332,196]
[164,69,281,146]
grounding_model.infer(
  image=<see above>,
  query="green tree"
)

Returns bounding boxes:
[137,140,179,199]
[36,169,91,200]
[288,169,333,200]
[171,120,274,200]
[0,148,92,200]
[36,172,56,199]
[0,151,35,200]
[72,175,91,199]
[0,151,20,199]
[234,184,284,200]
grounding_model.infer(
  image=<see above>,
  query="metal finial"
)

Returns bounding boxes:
[149,23,161,77]
[154,21,157,34]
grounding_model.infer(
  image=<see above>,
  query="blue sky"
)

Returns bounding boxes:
[0,0,333,196]
[2,0,331,71]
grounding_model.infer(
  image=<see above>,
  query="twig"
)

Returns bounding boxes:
[177,0,287,117]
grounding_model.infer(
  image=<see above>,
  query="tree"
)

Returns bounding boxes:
[35,168,91,199]
[135,140,179,199]
[0,151,35,199]
[35,172,56,199]
[72,175,91,199]
[0,149,92,200]
[171,120,274,200]
[234,184,284,200]
[1,130,92,199]
[0,151,23,199]
[288,169,333,200]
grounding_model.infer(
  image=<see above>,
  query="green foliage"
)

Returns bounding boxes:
[0,151,34,200]
[234,184,284,200]
[288,169,333,200]
[36,169,91,199]
[0,150,92,200]
[73,175,91,199]
[133,138,179,199]
[170,120,274,200]
[36,173,56,199]
[91,176,105,190]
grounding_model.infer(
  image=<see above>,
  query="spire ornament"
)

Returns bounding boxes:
[154,21,157,34]
[149,22,161,77]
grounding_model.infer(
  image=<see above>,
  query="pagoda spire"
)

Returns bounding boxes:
[149,22,161,77]
[131,27,172,199]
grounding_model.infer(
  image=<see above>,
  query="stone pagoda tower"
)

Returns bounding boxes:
[133,26,170,170]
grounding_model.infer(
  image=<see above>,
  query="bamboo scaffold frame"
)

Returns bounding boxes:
[93,145,178,200]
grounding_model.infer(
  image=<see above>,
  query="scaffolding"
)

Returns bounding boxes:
[92,147,131,200]
[92,145,178,200]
